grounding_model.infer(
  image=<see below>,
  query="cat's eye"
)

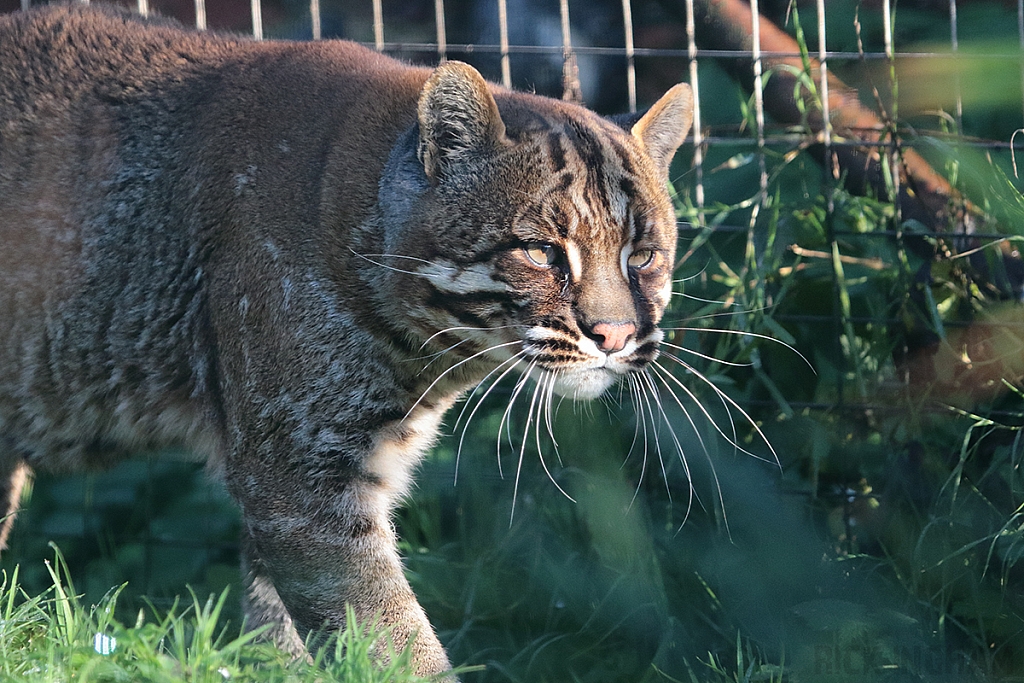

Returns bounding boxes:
[524,242,562,267]
[627,249,655,269]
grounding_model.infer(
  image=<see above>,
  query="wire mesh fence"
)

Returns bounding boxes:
[2,0,1024,678]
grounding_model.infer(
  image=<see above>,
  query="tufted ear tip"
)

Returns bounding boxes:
[417,61,507,184]
[631,82,693,176]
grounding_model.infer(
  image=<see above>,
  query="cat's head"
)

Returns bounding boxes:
[382,62,692,400]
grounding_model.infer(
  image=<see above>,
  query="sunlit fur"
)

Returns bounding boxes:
[0,4,695,679]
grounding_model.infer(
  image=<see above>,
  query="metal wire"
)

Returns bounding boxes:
[558,0,580,102]
[949,0,963,132]
[621,0,637,113]
[683,0,705,221]
[310,0,321,41]
[435,0,447,63]
[250,0,262,40]
[194,0,206,30]
[373,0,384,51]
[498,0,511,87]
[749,0,767,203]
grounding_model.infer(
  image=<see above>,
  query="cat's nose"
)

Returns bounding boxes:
[590,321,636,353]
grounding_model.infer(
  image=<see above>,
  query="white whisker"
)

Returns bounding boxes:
[669,291,737,305]
[498,360,536,479]
[510,370,543,524]
[403,340,522,421]
[651,360,760,462]
[416,324,519,353]
[665,307,772,323]
[413,338,472,372]
[672,263,710,284]
[638,369,694,520]
[349,249,452,277]
[660,354,781,469]
[543,368,562,466]
[648,362,728,533]
[453,352,527,486]
[659,340,753,368]
[534,371,574,504]
[623,374,649,509]
[660,326,815,373]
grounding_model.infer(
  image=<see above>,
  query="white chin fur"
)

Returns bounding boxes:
[549,367,616,400]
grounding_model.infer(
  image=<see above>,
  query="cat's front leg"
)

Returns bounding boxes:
[226,454,453,677]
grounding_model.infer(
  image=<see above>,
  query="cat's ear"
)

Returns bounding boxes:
[417,61,507,184]
[630,83,693,176]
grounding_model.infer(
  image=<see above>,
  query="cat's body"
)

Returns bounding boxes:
[0,4,692,675]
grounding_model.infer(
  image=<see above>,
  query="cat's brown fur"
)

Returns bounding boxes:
[0,4,692,675]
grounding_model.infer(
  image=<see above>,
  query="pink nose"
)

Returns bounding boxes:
[591,322,636,353]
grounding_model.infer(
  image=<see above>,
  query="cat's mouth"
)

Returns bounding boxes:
[523,329,663,400]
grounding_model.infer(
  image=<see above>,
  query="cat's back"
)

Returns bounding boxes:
[0,3,429,267]
[1,4,237,113]
[0,4,424,122]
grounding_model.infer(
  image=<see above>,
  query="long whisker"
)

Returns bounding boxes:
[635,371,675,503]
[452,352,525,436]
[510,370,543,525]
[413,338,472,373]
[622,373,644,468]
[648,362,714,464]
[664,307,772,323]
[661,354,782,469]
[534,371,574,504]
[624,373,649,509]
[661,350,746,460]
[453,352,527,486]
[648,362,729,533]
[403,340,522,421]
[651,359,762,463]
[543,368,562,466]
[670,291,738,305]
[672,263,711,284]
[660,326,815,373]
[639,369,694,522]
[659,341,753,368]
[498,359,536,479]
[349,249,453,277]
[416,324,520,353]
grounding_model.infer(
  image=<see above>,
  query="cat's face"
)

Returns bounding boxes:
[390,63,692,400]
[489,118,678,399]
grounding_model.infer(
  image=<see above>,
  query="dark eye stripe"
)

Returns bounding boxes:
[424,290,511,329]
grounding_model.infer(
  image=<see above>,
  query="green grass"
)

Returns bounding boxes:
[0,546,468,683]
